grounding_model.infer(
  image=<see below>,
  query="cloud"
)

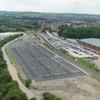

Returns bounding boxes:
[0,0,100,14]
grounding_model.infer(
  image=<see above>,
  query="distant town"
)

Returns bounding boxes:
[0,11,100,100]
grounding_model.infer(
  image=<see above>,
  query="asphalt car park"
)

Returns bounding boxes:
[11,41,85,81]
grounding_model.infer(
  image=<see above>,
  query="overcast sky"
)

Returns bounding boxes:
[0,0,100,14]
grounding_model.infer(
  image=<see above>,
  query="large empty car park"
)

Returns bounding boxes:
[10,38,85,81]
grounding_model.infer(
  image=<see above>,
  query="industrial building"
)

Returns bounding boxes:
[78,38,100,54]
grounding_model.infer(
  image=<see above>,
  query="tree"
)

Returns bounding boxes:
[43,92,61,100]
[25,79,32,88]
[0,69,12,83]
[30,97,37,100]
[3,89,27,100]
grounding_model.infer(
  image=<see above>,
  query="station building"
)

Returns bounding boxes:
[77,38,100,54]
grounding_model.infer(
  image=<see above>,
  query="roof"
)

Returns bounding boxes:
[80,38,100,48]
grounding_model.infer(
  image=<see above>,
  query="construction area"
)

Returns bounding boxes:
[10,37,85,81]
[7,32,100,100]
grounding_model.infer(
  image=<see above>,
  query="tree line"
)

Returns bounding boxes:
[0,34,28,100]
[58,25,100,39]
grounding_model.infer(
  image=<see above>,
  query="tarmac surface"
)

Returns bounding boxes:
[11,38,85,81]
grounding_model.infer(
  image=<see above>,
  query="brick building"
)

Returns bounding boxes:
[78,38,100,54]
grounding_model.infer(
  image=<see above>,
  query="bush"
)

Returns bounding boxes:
[30,97,37,100]
[0,69,12,83]
[3,89,27,100]
[25,79,32,88]
[43,92,61,100]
